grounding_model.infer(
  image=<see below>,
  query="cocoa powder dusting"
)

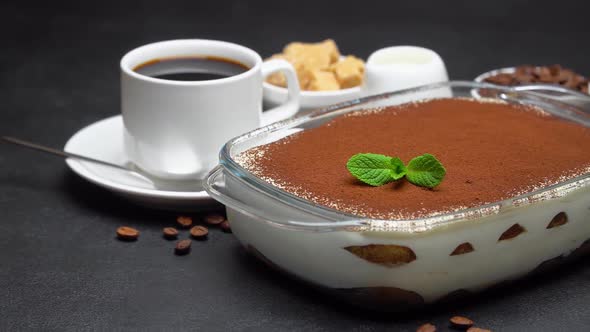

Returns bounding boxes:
[239,98,590,219]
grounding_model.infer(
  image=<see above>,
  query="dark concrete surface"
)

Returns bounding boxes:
[1,1,589,330]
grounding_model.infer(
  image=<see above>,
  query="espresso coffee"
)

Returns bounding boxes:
[133,56,250,81]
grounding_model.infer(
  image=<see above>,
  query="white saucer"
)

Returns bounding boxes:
[64,115,217,211]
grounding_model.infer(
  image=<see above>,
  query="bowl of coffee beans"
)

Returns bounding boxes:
[475,65,589,94]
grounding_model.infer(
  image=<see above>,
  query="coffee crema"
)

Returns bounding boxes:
[133,56,250,81]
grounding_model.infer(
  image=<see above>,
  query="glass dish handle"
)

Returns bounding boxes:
[203,165,367,233]
[512,84,590,114]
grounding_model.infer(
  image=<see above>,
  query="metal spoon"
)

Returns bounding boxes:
[1,136,155,185]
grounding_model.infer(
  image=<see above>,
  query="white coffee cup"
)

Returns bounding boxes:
[120,39,300,180]
[363,46,449,95]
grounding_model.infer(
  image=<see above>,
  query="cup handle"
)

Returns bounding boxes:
[260,59,301,126]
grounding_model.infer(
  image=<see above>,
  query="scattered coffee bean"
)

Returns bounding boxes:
[220,220,232,233]
[205,214,225,225]
[190,225,209,239]
[116,226,139,241]
[450,316,474,330]
[417,323,436,332]
[176,216,193,228]
[175,239,192,255]
[162,227,179,240]
[466,327,491,332]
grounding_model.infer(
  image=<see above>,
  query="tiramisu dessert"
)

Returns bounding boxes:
[238,98,590,219]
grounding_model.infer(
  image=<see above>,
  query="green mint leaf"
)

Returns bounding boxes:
[346,153,407,186]
[406,153,446,188]
[388,157,407,180]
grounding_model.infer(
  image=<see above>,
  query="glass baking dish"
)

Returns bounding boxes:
[204,81,590,311]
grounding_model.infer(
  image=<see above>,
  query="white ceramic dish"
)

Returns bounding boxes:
[64,115,216,211]
[263,81,362,111]
[205,81,590,310]
[474,66,516,83]
[262,56,363,111]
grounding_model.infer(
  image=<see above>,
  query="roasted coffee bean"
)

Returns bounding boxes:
[548,64,562,76]
[573,74,587,86]
[515,65,534,76]
[564,77,578,89]
[537,74,555,83]
[416,323,437,332]
[116,226,139,241]
[514,72,534,83]
[220,220,232,233]
[466,328,491,332]
[190,225,209,239]
[163,227,179,240]
[175,239,192,255]
[534,66,551,78]
[485,73,513,85]
[450,316,474,329]
[205,214,225,225]
[176,216,193,228]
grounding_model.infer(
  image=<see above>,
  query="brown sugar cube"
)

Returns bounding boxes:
[307,70,340,91]
[330,56,365,88]
[317,39,340,64]
[265,53,311,89]
[297,74,311,89]
[265,54,288,87]
[286,55,310,89]
[298,68,314,90]
[343,55,365,73]
[284,40,340,65]
[266,74,287,87]
[283,42,308,57]
[300,48,332,71]
[284,41,332,71]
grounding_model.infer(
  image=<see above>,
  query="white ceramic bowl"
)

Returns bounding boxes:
[262,56,363,110]
[263,82,362,111]
[474,66,516,83]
